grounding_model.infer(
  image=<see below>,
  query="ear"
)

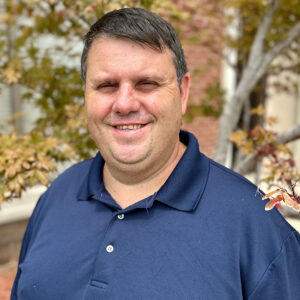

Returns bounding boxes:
[179,72,190,115]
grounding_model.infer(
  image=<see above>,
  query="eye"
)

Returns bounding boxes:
[136,81,159,92]
[97,83,118,93]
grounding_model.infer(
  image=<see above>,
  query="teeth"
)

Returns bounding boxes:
[116,124,144,130]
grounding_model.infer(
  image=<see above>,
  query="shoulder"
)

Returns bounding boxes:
[203,158,300,298]
[206,158,270,212]
[208,158,259,193]
[203,156,296,243]
[24,156,97,237]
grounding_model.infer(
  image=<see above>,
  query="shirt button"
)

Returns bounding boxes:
[106,245,114,253]
[117,214,124,220]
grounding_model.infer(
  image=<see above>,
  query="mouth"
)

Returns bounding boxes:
[114,124,146,130]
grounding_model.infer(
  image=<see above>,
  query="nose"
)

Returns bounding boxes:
[112,83,141,115]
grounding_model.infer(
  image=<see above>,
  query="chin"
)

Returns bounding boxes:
[110,149,151,166]
[113,155,148,165]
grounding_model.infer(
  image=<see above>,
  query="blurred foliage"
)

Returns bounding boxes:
[184,82,224,121]
[0,0,200,204]
[0,130,74,203]
[224,0,300,92]
[1,0,300,206]
[184,0,300,120]
[224,0,300,211]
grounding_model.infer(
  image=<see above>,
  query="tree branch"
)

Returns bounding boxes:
[268,63,300,76]
[213,1,300,165]
[247,0,279,68]
[257,21,300,80]
[276,124,300,144]
[235,124,300,174]
[234,153,257,174]
[216,52,237,70]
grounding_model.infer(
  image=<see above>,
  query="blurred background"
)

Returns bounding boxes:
[0,0,300,298]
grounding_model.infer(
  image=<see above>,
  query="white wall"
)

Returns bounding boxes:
[266,72,300,168]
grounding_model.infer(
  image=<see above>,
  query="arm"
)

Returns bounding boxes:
[248,230,300,300]
[10,218,33,300]
[10,193,47,300]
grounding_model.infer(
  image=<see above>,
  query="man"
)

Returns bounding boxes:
[12,7,300,300]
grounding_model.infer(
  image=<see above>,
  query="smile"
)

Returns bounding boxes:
[115,124,145,130]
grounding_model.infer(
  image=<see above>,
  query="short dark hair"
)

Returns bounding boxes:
[81,7,187,85]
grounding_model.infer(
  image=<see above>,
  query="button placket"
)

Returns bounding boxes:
[91,211,130,289]
[103,213,125,255]
[90,214,117,284]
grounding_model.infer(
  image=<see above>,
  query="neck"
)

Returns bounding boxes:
[103,142,186,209]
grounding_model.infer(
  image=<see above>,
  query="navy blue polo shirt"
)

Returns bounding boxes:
[12,131,300,299]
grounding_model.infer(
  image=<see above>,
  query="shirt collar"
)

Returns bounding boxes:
[155,130,210,211]
[78,130,210,212]
[77,152,104,201]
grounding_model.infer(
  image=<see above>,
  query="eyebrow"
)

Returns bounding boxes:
[136,75,167,83]
[88,74,169,86]
[88,76,114,87]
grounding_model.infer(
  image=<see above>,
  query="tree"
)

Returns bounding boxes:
[0,0,195,204]
[214,0,300,165]
[1,0,299,212]
[229,107,300,211]
[212,0,300,211]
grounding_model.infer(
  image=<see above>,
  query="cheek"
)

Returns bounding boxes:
[141,96,159,112]
[143,92,178,117]
[85,98,110,123]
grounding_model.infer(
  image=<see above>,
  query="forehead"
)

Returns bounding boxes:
[86,37,176,78]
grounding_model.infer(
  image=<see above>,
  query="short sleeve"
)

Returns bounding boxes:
[248,231,300,300]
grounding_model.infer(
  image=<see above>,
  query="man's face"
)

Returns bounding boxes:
[85,37,190,176]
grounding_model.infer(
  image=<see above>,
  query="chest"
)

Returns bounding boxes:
[17,204,243,299]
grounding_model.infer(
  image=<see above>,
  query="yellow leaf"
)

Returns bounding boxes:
[36,171,48,186]
[17,175,26,188]
[15,183,21,196]
[229,130,247,146]
[265,200,276,211]
[251,104,265,116]
[262,189,280,200]
[22,161,31,170]
[1,12,14,23]
[277,144,291,154]
[282,192,294,207]
[3,67,22,84]
[8,181,15,191]
[28,156,36,162]
[266,116,277,126]
[4,166,17,179]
